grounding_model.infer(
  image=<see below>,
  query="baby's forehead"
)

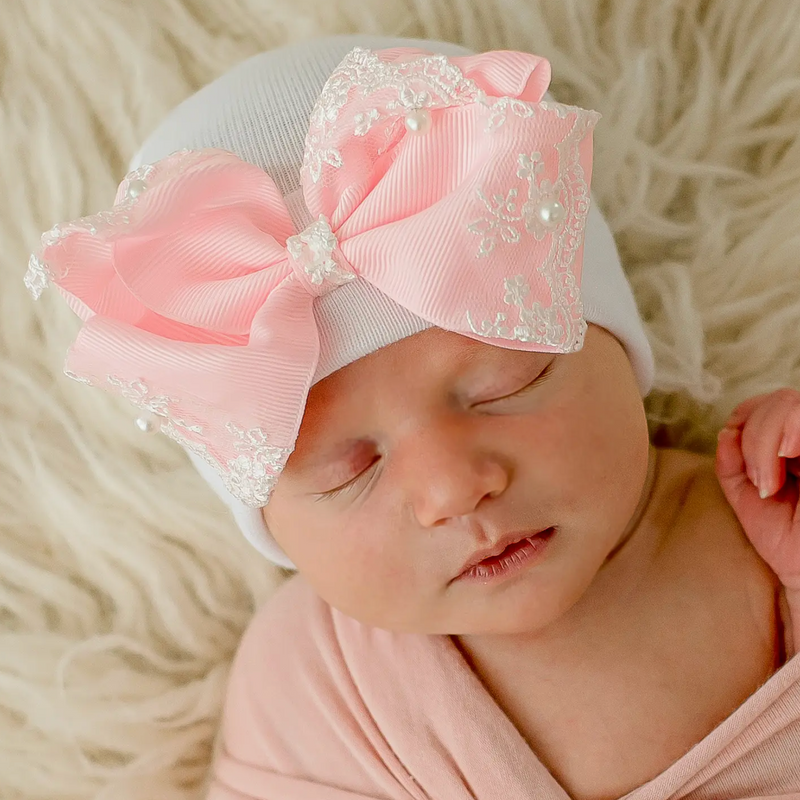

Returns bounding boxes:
[311,328,555,403]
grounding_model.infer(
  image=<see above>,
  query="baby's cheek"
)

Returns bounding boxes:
[515,399,625,517]
[519,400,585,468]
[334,516,439,630]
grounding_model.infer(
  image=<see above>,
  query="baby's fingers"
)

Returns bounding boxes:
[716,426,763,511]
[778,402,800,459]
[740,390,800,497]
[725,393,773,430]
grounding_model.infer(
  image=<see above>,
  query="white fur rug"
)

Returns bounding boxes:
[3,0,800,797]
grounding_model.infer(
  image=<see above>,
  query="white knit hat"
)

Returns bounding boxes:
[128,34,654,570]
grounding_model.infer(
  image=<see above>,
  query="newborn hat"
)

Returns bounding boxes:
[26,34,654,571]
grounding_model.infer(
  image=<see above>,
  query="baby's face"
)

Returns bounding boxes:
[263,323,651,635]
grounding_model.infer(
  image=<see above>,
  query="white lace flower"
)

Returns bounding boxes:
[354,108,380,135]
[503,275,530,306]
[516,152,544,182]
[467,189,524,257]
[398,86,431,110]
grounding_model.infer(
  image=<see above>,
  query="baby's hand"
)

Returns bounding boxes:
[715,389,800,591]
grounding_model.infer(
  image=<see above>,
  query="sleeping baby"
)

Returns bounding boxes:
[26,33,800,800]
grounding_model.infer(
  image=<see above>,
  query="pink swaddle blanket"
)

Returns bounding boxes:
[207,576,800,800]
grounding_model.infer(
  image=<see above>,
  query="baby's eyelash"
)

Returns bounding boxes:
[482,361,554,404]
[316,480,357,502]
[315,458,380,502]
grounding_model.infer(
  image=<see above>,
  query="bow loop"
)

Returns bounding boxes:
[29,149,297,340]
[301,47,558,230]
[302,46,599,354]
[456,50,551,104]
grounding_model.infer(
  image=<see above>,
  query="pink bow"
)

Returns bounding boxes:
[25,46,600,507]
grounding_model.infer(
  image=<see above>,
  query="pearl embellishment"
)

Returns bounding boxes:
[126,179,147,200]
[537,199,565,226]
[405,108,431,135]
[134,411,161,434]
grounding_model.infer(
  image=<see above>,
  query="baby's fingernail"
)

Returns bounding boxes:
[757,473,775,498]
[778,434,792,458]
[750,469,764,496]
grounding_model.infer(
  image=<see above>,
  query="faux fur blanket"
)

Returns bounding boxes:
[3,0,800,797]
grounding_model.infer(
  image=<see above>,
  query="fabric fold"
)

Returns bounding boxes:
[206,577,800,800]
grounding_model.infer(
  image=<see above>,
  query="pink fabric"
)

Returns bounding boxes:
[207,577,800,800]
[26,47,599,510]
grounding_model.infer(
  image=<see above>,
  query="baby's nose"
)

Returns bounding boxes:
[405,421,509,527]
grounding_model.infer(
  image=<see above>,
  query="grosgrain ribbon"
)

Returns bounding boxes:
[25,46,600,507]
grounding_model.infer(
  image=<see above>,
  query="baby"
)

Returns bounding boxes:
[26,34,800,800]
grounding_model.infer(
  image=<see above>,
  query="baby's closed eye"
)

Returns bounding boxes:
[474,360,555,408]
[315,455,381,501]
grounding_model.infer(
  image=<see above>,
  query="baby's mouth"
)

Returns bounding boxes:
[457,526,554,576]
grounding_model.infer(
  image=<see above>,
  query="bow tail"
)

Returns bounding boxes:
[64,275,320,507]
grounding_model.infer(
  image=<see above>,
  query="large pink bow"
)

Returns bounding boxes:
[25,46,600,507]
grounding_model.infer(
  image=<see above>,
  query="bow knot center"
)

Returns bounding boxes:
[286,215,355,297]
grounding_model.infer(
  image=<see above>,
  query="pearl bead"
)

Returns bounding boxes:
[537,199,565,226]
[404,108,431,135]
[126,179,147,200]
[134,411,160,434]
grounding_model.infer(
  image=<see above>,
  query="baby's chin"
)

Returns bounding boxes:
[437,549,601,638]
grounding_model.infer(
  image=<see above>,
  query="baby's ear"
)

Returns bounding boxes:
[453,51,552,104]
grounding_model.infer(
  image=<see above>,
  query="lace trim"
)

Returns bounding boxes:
[303,47,485,183]
[467,149,569,255]
[23,155,194,301]
[24,256,55,301]
[65,370,289,507]
[465,109,598,350]
[303,47,597,195]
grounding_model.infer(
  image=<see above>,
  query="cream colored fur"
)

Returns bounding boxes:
[3,0,800,797]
